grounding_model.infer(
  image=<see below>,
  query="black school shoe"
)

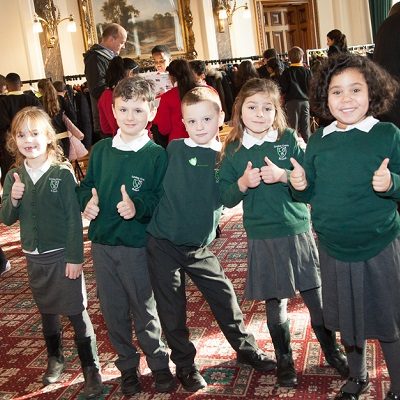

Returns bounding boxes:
[237,349,277,371]
[177,366,207,392]
[334,374,370,399]
[153,368,175,392]
[120,368,141,396]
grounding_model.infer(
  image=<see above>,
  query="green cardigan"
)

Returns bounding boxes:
[1,164,84,264]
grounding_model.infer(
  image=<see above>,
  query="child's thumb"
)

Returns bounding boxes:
[121,184,129,200]
[91,188,99,203]
[264,156,275,166]
[13,172,21,182]
[290,157,301,169]
[378,158,390,171]
[246,161,253,170]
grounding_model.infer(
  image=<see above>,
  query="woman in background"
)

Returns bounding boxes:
[233,60,259,98]
[327,29,348,57]
[152,59,197,143]
[38,79,74,157]
[97,56,139,137]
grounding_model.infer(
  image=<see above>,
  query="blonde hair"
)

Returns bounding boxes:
[181,86,222,112]
[221,78,287,159]
[38,78,60,118]
[288,46,304,63]
[7,106,67,167]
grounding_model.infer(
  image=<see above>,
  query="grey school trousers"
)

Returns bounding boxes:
[91,243,169,372]
[285,99,311,141]
[146,235,259,370]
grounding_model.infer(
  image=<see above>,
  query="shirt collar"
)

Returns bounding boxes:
[322,116,379,137]
[24,158,52,184]
[184,137,222,152]
[290,63,303,67]
[112,129,150,151]
[242,128,278,149]
[7,90,24,95]
[24,158,51,172]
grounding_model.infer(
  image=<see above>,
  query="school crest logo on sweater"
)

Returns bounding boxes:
[131,176,144,192]
[49,178,61,193]
[275,144,289,160]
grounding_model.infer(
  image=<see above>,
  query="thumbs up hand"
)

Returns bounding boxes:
[238,161,261,192]
[83,187,100,220]
[260,156,287,184]
[117,184,136,219]
[11,173,25,206]
[289,158,308,190]
[372,158,392,192]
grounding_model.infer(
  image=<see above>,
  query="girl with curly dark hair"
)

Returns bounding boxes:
[290,53,400,400]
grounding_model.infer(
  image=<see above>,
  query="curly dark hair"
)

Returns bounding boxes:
[309,53,399,120]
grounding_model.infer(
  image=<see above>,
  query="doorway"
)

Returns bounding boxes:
[254,0,319,54]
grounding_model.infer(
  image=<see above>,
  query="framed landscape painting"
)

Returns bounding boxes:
[77,0,196,63]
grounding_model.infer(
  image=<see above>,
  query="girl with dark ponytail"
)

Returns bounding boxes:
[327,29,348,57]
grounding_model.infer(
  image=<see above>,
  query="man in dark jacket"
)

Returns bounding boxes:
[0,73,41,184]
[83,23,127,142]
[374,3,400,128]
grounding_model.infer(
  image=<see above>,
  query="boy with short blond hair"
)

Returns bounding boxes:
[146,86,277,393]
[76,76,174,396]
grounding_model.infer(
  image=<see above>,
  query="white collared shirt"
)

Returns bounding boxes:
[242,128,278,149]
[112,129,150,152]
[184,137,222,152]
[322,116,379,137]
[24,158,52,184]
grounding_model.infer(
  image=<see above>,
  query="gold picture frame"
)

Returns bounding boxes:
[77,0,196,66]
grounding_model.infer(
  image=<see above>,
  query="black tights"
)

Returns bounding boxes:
[41,309,94,340]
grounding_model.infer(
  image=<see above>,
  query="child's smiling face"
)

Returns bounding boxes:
[182,100,224,146]
[15,121,50,168]
[241,92,276,139]
[112,96,156,141]
[328,68,369,129]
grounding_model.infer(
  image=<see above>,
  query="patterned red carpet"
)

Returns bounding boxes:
[0,206,388,399]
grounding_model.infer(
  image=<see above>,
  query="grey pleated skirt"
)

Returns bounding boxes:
[245,230,321,300]
[319,237,400,348]
[25,249,87,315]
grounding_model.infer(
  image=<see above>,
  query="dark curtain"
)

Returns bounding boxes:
[369,0,391,40]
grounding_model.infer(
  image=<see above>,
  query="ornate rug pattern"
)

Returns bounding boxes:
[0,207,389,399]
